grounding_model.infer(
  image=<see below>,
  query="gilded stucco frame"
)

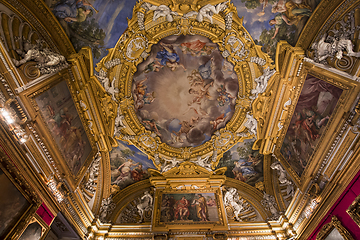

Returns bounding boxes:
[273,61,360,188]
[316,216,354,240]
[17,214,50,240]
[17,70,97,186]
[95,0,275,171]
[347,194,360,227]
[152,187,227,231]
[0,147,41,239]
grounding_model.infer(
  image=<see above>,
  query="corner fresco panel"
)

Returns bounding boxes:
[216,138,264,187]
[110,140,155,190]
[233,0,321,59]
[46,0,136,61]
[46,0,322,66]
[35,81,92,175]
[160,193,219,223]
[280,74,342,177]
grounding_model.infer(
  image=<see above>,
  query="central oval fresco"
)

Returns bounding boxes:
[132,35,239,148]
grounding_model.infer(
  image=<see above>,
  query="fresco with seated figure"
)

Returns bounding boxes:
[133,35,239,148]
[280,74,342,177]
[234,0,321,59]
[110,140,155,190]
[46,0,321,64]
[160,193,219,223]
[35,81,92,175]
[216,138,264,187]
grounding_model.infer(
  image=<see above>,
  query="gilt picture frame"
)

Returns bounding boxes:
[0,151,41,240]
[18,214,50,240]
[347,194,360,228]
[274,62,360,188]
[153,188,227,231]
[20,73,97,185]
[316,216,354,240]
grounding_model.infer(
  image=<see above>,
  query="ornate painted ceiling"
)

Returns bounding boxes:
[0,0,360,239]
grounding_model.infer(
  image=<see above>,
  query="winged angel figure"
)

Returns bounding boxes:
[183,2,228,24]
[142,3,178,22]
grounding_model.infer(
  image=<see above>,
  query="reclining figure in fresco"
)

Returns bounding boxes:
[311,34,360,63]
[12,38,68,74]
[137,191,153,223]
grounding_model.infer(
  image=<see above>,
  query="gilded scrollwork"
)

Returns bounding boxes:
[92,0,275,168]
[347,194,360,227]
[316,216,354,240]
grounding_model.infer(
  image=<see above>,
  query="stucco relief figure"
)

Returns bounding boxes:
[251,67,276,98]
[141,3,178,22]
[270,161,294,197]
[100,76,119,102]
[114,106,126,136]
[184,2,228,24]
[261,192,279,220]
[244,113,257,137]
[83,152,101,194]
[161,157,180,173]
[99,196,116,223]
[13,39,68,74]
[137,191,153,223]
[191,155,212,172]
[311,34,360,63]
[223,187,244,221]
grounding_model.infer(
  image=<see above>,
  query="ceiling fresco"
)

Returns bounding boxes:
[45,0,322,63]
[216,138,264,187]
[133,35,238,147]
[2,0,360,238]
[279,74,343,177]
[34,80,92,175]
[110,140,155,191]
[46,0,137,60]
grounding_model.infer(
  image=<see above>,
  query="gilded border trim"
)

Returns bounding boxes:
[316,216,354,240]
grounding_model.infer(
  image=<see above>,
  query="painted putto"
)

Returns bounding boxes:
[133,35,239,148]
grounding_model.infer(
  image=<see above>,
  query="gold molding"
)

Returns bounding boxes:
[347,194,360,227]
[18,71,98,188]
[0,136,42,239]
[95,0,275,170]
[316,216,354,240]
[271,42,360,190]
